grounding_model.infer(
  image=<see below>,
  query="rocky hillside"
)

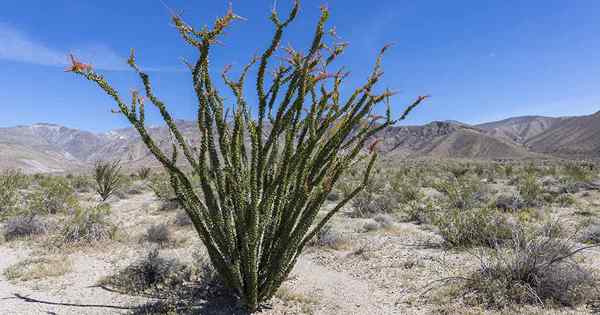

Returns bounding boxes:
[476,116,565,143]
[4,111,600,173]
[378,121,535,159]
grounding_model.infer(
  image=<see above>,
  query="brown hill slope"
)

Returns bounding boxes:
[379,121,535,159]
[523,111,600,157]
[476,116,565,143]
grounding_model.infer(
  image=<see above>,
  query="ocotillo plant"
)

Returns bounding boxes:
[69,1,426,311]
[94,160,122,201]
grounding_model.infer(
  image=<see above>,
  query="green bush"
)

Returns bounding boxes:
[28,176,78,215]
[434,176,483,210]
[431,207,514,248]
[517,174,543,207]
[0,170,25,219]
[390,173,423,203]
[563,162,594,183]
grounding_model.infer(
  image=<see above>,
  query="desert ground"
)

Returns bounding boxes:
[2,159,600,314]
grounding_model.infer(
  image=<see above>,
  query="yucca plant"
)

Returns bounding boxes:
[94,160,122,201]
[68,1,425,311]
[137,167,152,180]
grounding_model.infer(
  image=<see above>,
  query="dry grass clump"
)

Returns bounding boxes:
[462,223,598,309]
[432,207,514,248]
[4,256,72,281]
[56,203,118,245]
[2,214,47,241]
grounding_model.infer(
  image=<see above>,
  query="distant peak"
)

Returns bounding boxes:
[32,122,60,127]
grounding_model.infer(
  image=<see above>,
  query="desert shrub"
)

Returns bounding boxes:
[137,167,152,180]
[94,160,122,201]
[580,223,600,244]
[517,173,543,207]
[70,174,94,193]
[399,200,436,224]
[373,214,395,229]
[563,162,594,183]
[503,164,514,178]
[494,194,524,212]
[143,223,173,246]
[555,193,576,207]
[325,190,341,202]
[148,175,177,202]
[363,220,381,232]
[69,1,428,310]
[448,165,470,179]
[434,176,483,210]
[4,256,72,281]
[432,207,514,248]
[463,223,598,308]
[174,211,192,226]
[100,248,192,294]
[390,174,423,203]
[1,169,30,189]
[350,190,396,217]
[2,214,47,241]
[0,173,23,218]
[28,176,78,215]
[308,225,348,250]
[57,203,117,244]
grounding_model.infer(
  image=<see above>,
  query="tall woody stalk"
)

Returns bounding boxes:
[68,1,426,311]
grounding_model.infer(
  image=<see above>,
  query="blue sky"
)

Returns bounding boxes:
[1,0,599,132]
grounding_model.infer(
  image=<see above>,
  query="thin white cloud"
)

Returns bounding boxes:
[0,23,66,67]
[0,23,183,72]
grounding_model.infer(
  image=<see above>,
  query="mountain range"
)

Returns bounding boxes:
[1,111,599,173]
